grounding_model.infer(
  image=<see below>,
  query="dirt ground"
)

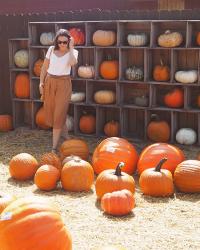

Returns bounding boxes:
[0,127,200,250]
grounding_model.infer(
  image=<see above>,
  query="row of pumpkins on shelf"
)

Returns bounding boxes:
[38,28,200,48]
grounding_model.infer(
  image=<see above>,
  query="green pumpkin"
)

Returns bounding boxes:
[125,66,144,81]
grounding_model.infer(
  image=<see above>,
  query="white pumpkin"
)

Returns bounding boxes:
[14,49,29,68]
[66,115,74,131]
[40,32,55,46]
[176,128,197,145]
[70,92,86,103]
[175,70,198,84]
[78,65,95,79]
[127,33,148,47]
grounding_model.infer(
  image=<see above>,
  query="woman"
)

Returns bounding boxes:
[39,29,78,153]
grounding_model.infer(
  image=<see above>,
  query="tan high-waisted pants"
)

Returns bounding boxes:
[43,74,72,129]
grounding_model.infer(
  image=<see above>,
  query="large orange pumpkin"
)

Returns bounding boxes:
[137,143,185,175]
[79,114,96,134]
[9,153,39,181]
[40,152,62,170]
[0,115,13,132]
[33,58,44,77]
[0,197,72,250]
[14,73,30,98]
[100,58,119,80]
[69,27,85,45]
[0,192,16,213]
[35,106,50,130]
[164,88,184,108]
[92,137,138,175]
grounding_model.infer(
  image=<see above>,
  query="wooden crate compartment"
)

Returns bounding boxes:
[119,82,149,107]
[187,21,200,47]
[10,72,31,99]
[187,86,200,110]
[96,48,119,80]
[87,81,117,106]
[120,48,145,81]
[29,48,47,78]
[152,85,185,109]
[97,107,120,136]
[12,100,32,128]
[121,108,145,140]
[147,49,171,82]
[172,49,199,84]
[8,39,29,70]
[119,21,151,47]
[86,21,118,46]
[146,110,172,141]
[74,104,96,135]
[29,22,56,46]
[71,80,86,104]
[73,48,95,79]
[31,79,40,100]
[151,21,187,48]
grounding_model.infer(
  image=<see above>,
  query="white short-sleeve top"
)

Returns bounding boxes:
[45,46,78,76]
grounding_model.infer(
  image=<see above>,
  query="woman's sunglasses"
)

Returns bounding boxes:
[57,40,68,45]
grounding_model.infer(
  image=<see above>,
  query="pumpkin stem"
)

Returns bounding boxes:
[150,114,160,122]
[155,158,167,172]
[114,162,125,176]
[160,58,164,66]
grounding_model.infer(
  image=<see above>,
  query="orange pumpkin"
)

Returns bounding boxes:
[104,120,120,137]
[0,192,16,213]
[153,59,170,81]
[137,143,185,175]
[164,88,184,108]
[0,197,72,250]
[79,114,96,134]
[147,114,170,142]
[40,152,62,170]
[35,106,50,129]
[139,158,174,197]
[95,162,135,199]
[69,27,85,45]
[92,137,138,175]
[101,189,135,216]
[59,138,89,161]
[9,153,39,181]
[34,164,60,191]
[100,57,119,80]
[62,155,82,166]
[14,73,30,98]
[196,32,200,46]
[61,158,94,191]
[174,160,200,193]
[0,115,13,132]
[33,58,44,77]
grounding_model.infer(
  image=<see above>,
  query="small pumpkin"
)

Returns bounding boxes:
[95,162,135,199]
[61,158,94,192]
[104,120,120,137]
[92,137,139,175]
[175,70,198,84]
[70,92,86,103]
[40,152,62,171]
[94,90,116,104]
[79,114,96,134]
[134,95,149,107]
[176,128,197,145]
[164,88,184,108]
[139,158,174,197]
[40,32,55,45]
[69,28,85,45]
[9,153,39,181]
[137,143,185,175]
[78,65,95,79]
[59,138,89,161]
[66,115,74,132]
[0,197,72,250]
[14,49,29,68]
[100,57,119,80]
[101,189,135,216]
[34,164,60,191]
[127,33,148,47]
[196,32,200,46]
[35,106,50,130]
[93,30,116,46]
[125,66,144,81]
[62,155,82,166]
[0,115,13,132]
[153,59,170,82]
[14,73,30,98]
[158,30,183,48]
[174,160,200,193]
[33,59,44,77]
[147,114,170,142]
[0,192,16,214]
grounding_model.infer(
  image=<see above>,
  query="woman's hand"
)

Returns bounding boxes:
[69,37,74,50]
[39,83,44,95]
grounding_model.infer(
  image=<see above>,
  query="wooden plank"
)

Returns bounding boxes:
[158,0,185,10]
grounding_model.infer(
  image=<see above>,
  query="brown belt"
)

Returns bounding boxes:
[47,73,71,79]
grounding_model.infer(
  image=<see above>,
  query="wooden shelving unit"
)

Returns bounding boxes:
[8,20,200,145]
